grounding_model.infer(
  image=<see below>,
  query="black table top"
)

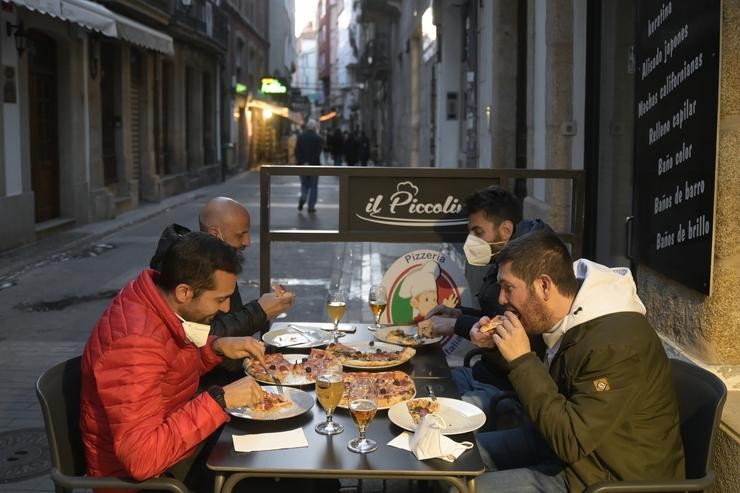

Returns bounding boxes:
[206,323,485,478]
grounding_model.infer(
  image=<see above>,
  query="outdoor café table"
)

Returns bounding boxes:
[206,322,486,493]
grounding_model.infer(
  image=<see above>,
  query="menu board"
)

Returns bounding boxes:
[633,0,720,294]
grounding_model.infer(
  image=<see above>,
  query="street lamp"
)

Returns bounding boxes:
[6,21,27,56]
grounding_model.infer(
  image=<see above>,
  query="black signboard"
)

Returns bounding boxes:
[347,177,494,240]
[633,0,720,294]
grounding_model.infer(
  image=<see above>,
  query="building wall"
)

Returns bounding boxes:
[268,0,295,78]
[436,4,462,169]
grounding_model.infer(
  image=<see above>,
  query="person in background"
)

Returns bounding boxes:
[418,186,550,390]
[81,232,267,488]
[151,197,295,345]
[472,230,685,492]
[358,129,370,166]
[343,128,359,166]
[295,119,323,213]
[329,127,344,166]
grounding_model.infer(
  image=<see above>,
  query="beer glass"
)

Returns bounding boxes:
[315,365,344,435]
[367,284,387,331]
[326,289,347,340]
[347,379,378,453]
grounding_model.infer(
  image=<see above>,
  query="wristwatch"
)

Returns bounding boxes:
[207,385,227,409]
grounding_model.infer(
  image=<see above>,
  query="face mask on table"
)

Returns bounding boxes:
[176,314,211,348]
[463,234,507,266]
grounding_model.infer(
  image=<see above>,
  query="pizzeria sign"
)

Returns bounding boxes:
[347,177,484,235]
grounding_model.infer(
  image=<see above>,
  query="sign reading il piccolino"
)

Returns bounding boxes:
[347,177,487,236]
[633,0,720,295]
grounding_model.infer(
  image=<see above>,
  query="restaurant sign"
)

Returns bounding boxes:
[347,177,484,237]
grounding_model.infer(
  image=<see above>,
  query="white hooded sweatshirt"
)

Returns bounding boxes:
[542,259,647,368]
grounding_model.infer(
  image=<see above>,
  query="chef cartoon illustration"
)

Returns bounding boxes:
[397,261,459,322]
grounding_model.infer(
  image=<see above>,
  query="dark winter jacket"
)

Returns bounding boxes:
[150,224,268,339]
[508,260,684,491]
[295,129,323,165]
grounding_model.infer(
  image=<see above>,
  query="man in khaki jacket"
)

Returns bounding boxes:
[473,231,684,492]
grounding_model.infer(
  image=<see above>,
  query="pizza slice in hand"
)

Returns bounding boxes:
[479,315,506,334]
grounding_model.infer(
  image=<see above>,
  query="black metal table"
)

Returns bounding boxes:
[206,323,485,493]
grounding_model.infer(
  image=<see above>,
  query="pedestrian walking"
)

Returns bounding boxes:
[295,119,323,213]
[329,128,344,166]
[358,129,370,166]
[344,129,359,167]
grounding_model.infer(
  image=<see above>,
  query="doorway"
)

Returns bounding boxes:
[584,0,636,267]
[27,31,60,223]
[101,43,119,186]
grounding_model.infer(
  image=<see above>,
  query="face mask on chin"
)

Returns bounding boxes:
[463,234,507,266]
[176,314,211,348]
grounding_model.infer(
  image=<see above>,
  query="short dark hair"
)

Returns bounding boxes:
[497,230,578,297]
[156,232,242,296]
[462,186,523,226]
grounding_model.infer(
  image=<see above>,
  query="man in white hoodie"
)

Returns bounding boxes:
[472,230,684,492]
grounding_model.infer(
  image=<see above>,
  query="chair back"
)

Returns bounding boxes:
[36,356,88,477]
[671,358,727,479]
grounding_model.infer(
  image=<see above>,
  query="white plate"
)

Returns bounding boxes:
[387,397,486,435]
[244,354,315,386]
[262,327,332,348]
[332,341,415,369]
[227,386,314,420]
[374,325,443,346]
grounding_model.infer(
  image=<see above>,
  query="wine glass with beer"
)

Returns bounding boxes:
[367,284,387,331]
[347,378,378,453]
[327,289,347,340]
[315,365,344,435]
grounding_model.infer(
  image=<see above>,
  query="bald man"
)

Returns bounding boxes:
[151,197,295,341]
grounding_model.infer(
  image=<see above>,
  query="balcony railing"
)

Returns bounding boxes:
[171,1,228,50]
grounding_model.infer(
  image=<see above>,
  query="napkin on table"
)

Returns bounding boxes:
[232,428,308,452]
[387,414,473,462]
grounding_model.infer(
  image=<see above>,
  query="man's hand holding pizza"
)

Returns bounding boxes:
[490,311,531,362]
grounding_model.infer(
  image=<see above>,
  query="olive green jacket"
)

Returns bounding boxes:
[508,311,685,491]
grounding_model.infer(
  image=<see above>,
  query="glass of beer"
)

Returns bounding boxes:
[367,284,387,331]
[347,378,378,453]
[327,289,347,340]
[315,365,344,435]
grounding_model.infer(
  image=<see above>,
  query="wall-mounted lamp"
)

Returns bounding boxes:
[6,21,27,55]
[180,0,192,7]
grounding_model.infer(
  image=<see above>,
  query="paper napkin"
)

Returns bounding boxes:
[387,414,473,462]
[232,428,309,452]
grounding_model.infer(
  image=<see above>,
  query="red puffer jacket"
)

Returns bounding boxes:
[80,269,227,486]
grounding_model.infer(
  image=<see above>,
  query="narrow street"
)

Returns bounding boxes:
[0,169,453,492]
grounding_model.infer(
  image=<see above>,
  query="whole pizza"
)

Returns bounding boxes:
[339,370,416,409]
[325,342,416,368]
[244,348,339,385]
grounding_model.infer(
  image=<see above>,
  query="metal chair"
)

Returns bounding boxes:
[36,356,189,492]
[585,358,727,492]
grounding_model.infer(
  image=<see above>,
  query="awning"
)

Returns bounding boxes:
[4,0,174,55]
[109,11,174,55]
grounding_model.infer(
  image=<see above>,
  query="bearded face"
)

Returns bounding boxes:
[497,262,555,335]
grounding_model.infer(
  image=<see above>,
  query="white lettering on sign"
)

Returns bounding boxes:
[356,181,467,227]
[648,2,672,38]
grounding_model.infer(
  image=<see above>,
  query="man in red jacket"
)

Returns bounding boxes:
[80,231,267,486]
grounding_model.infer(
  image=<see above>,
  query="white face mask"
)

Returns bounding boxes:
[176,314,211,348]
[463,234,507,266]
